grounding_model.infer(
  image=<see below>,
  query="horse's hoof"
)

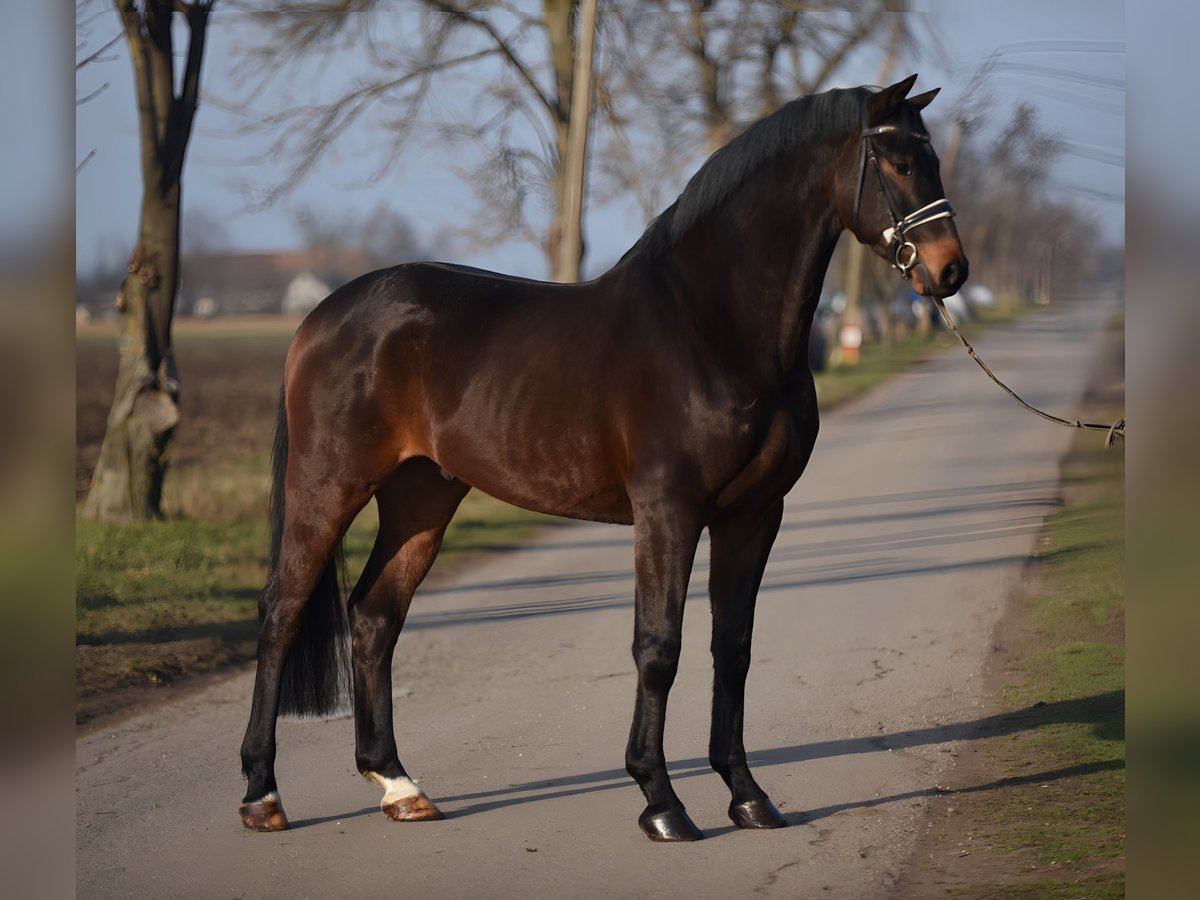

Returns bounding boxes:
[638,807,704,842]
[366,772,445,822]
[382,793,445,822]
[240,792,289,832]
[729,797,787,829]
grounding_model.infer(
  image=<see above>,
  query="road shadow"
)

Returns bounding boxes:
[438,691,1123,826]
[404,552,1037,631]
[421,480,1063,559]
[288,806,379,829]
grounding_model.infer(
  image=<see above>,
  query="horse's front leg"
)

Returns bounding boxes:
[708,499,788,829]
[626,499,704,841]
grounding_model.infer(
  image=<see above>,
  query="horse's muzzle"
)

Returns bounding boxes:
[911,242,968,298]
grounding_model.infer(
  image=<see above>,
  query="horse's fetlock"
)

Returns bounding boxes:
[709,755,732,780]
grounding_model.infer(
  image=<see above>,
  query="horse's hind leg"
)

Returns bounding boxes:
[349,458,469,822]
[708,499,787,829]
[240,478,371,831]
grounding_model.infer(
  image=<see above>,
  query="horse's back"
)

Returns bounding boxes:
[281,261,639,520]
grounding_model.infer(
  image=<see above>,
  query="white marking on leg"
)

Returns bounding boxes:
[365,772,423,806]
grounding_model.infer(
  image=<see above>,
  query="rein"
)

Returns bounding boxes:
[849,102,1122,446]
[931,297,1126,446]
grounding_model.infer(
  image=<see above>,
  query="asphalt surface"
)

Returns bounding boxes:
[76,295,1116,899]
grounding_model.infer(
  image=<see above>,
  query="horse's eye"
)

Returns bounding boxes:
[895,160,913,177]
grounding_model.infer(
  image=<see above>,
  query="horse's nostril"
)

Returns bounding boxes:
[941,262,960,289]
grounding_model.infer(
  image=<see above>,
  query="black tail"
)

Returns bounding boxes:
[262,386,351,718]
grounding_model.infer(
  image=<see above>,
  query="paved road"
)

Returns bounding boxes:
[77,296,1116,899]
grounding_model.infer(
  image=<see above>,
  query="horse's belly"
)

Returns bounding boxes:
[490,479,635,526]
[430,438,634,526]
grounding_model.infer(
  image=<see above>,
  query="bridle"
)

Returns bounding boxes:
[851,107,955,279]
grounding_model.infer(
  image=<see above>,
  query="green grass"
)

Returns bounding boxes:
[952,880,1125,900]
[75,467,548,720]
[949,420,1125,898]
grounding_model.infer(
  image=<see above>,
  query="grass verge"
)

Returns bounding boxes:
[814,305,1018,411]
[969,436,1125,897]
[898,320,1124,898]
[75,486,547,724]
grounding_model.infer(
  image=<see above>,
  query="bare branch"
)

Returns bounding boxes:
[426,0,557,119]
[115,0,165,175]
[76,32,123,69]
[242,43,503,207]
[165,1,215,178]
[76,81,111,105]
[805,7,883,94]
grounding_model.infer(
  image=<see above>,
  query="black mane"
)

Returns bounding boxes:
[633,87,867,257]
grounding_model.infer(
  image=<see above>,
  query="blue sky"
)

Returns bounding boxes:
[73,0,1124,280]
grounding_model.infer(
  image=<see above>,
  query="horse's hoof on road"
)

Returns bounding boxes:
[240,792,290,831]
[639,807,704,842]
[382,794,445,822]
[729,797,787,829]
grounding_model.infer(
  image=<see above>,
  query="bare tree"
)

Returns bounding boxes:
[292,203,428,268]
[597,1,906,217]
[80,0,216,522]
[948,101,1077,299]
[229,2,901,280]
[230,1,601,280]
[181,208,233,255]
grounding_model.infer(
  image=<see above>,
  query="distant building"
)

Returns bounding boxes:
[281,271,332,317]
[179,247,373,317]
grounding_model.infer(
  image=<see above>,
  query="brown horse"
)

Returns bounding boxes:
[239,75,967,842]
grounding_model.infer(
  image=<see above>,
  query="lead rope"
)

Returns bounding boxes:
[931,298,1125,447]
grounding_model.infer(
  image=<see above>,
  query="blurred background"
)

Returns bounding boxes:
[73,0,1125,316]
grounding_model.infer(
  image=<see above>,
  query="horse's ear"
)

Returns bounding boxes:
[908,87,940,111]
[867,73,919,126]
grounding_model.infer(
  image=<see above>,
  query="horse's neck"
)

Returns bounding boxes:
[670,190,843,385]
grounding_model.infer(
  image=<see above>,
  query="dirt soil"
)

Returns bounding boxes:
[76,326,293,496]
[892,317,1125,898]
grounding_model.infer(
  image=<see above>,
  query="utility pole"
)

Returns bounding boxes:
[840,16,902,363]
[557,0,599,282]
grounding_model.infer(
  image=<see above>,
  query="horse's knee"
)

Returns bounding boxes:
[711,633,752,669]
[634,636,681,693]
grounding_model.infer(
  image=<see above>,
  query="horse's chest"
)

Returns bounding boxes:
[713,406,816,513]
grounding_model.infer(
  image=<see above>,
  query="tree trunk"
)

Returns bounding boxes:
[556,0,598,283]
[544,0,578,281]
[82,193,182,522]
[81,0,211,522]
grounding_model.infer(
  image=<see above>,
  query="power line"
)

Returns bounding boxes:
[991,38,1125,55]
[1061,140,1125,167]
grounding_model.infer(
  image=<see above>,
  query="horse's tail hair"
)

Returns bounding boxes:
[262,385,351,719]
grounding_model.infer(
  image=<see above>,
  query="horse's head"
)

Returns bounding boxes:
[838,74,968,299]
